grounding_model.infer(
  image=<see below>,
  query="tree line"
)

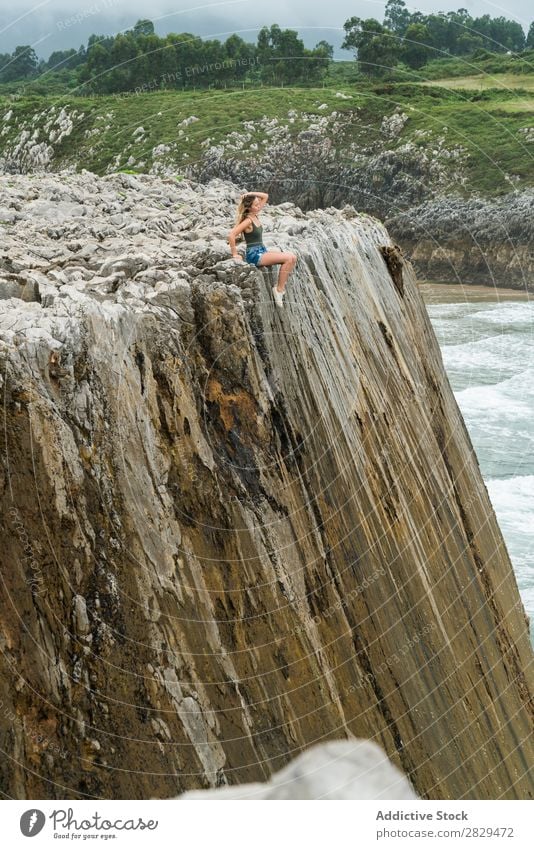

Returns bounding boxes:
[343,0,534,74]
[1,7,533,92]
[0,21,331,92]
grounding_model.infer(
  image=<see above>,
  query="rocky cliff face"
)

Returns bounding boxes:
[387,193,534,290]
[0,173,532,800]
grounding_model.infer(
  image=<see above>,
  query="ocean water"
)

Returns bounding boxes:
[420,284,534,643]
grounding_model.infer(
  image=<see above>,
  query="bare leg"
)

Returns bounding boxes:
[258,251,297,292]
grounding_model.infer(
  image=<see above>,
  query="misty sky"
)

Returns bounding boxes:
[0,1,531,59]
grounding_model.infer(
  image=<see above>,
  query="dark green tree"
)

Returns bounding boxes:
[470,14,493,48]
[1,45,38,81]
[304,41,332,81]
[384,0,412,36]
[104,33,139,91]
[445,9,474,54]
[455,31,485,55]
[315,39,334,60]
[256,24,329,84]
[276,27,308,83]
[527,22,534,49]
[256,24,274,81]
[342,17,401,77]
[79,40,113,91]
[402,23,433,69]
[45,48,82,71]
[129,32,162,89]
[165,32,204,88]
[0,53,11,82]
[87,34,114,50]
[201,38,227,84]
[487,16,525,51]
[133,19,155,38]
[424,14,454,54]
[223,33,256,81]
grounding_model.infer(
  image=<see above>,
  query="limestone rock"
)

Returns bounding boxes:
[0,172,532,801]
[387,193,534,289]
[0,275,40,302]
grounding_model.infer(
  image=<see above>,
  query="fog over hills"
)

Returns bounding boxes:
[0,0,531,60]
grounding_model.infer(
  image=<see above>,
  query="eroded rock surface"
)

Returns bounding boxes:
[387,193,534,290]
[0,173,532,800]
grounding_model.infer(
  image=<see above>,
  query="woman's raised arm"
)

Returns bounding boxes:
[241,190,269,209]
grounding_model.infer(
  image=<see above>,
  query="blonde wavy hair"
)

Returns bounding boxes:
[235,193,258,228]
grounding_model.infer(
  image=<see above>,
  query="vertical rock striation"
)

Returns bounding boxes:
[0,174,532,800]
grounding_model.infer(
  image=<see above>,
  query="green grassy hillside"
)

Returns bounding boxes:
[1,81,533,198]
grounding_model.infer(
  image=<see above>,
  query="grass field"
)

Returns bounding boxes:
[1,82,533,196]
[421,74,534,93]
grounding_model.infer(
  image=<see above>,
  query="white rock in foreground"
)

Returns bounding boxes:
[180,740,418,800]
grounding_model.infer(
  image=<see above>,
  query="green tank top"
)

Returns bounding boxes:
[243,218,263,247]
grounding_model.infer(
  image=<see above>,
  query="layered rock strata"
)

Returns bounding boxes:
[386,193,534,290]
[0,173,532,800]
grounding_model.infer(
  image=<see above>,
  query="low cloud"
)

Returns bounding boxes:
[0,1,530,59]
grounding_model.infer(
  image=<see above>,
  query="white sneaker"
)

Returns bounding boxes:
[272,284,285,308]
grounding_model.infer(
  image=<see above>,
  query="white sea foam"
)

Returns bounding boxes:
[486,476,534,615]
[455,370,534,419]
[426,300,534,347]
[454,371,534,479]
[427,296,534,640]
[469,302,534,327]
[441,334,530,387]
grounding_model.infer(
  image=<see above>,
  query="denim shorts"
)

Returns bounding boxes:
[245,244,267,266]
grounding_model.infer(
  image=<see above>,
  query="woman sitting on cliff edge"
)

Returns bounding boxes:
[228,190,297,308]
